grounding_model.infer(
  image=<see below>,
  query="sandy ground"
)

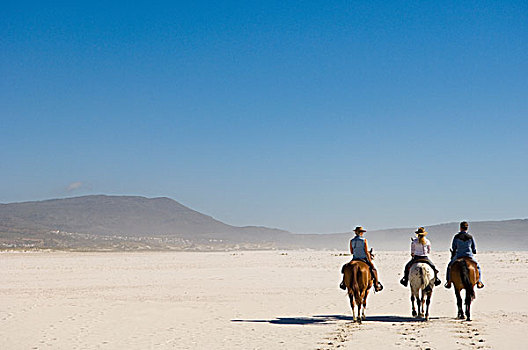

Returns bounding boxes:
[1,251,526,349]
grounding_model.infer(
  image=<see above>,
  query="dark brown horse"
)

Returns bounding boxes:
[341,260,372,323]
[450,257,479,321]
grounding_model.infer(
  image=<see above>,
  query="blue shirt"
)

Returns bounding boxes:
[351,235,367,260]
[452,231,477,259]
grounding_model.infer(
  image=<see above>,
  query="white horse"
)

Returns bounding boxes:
[409,262,435,320]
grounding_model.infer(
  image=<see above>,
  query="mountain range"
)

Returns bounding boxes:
[1,195,526,251]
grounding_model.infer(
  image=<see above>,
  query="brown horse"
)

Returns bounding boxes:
[341,260,373,323]
[450,257,479,321]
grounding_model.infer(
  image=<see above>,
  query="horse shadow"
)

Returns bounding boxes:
[231,314,438,325]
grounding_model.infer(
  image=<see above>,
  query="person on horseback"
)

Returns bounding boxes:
[445,221,484,289]
[340,226,383,292]
[399,227,441,287]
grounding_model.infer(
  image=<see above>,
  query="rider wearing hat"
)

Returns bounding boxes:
[399,227,441,287]
[445,221,484,289]
[340,226,383,292]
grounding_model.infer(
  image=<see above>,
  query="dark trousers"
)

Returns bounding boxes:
[403,256,438,280]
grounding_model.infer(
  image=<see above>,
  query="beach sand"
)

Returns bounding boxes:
[1,251,526,349]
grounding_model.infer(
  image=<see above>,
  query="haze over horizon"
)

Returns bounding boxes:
[2,1,527,233]
[1,194,526,236]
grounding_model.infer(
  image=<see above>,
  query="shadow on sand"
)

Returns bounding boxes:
[231,314,440,325]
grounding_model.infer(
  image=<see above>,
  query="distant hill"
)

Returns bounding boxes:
[0,195,230,236]
[0,195,293,250]
[325,219,528,252]
[0,195,526,251]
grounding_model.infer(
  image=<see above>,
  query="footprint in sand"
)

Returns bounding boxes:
[318,321,360,350]
[450,319,491,349]
[1,312,14,321]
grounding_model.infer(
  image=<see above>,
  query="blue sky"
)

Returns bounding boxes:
[1,1,527,233]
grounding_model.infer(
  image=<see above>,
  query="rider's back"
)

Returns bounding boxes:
[453,232,476,258]
[351,235,367,260]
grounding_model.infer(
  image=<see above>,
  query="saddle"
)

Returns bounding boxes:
[453,256,477,266]
[351,258,369,264]
[412,256,431,264]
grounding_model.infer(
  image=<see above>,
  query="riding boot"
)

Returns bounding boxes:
[433,269,441,286]
[444,266,451,289]
[400,259,413,287]
[476,263,484,288]
[375,279,383,292]
[339,281,346,290]
[400,262,409,286]
[371,269,383,292]
[400,269,409,287]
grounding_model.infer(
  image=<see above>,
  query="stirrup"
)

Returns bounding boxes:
[399,278,408,287]
[477,281,484,289]
[339,281,346,290]
[434,278,441,286]
[444,282,451,289]
[375,282,383,292]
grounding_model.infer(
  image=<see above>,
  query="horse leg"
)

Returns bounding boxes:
[356,297,362,324]
[419,290,425,318]
[411,294,417,317]
[455,289,464,319]
[425,290,431,321]
[349,294,356,322]
[465,290,472,321]
[362,289,369,320]
[415,292,422,318]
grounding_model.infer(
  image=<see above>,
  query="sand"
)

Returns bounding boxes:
[1,250,526,349]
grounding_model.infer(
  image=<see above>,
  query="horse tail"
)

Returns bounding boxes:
[422,265,433,293]
[419,265,425,286]
[460,260,475,300]
[417,265,426,288]
[351,263,361,303]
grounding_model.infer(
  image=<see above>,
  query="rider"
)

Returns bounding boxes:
[340,226,383,292]
[399,227,441,287]
[445,221,484,289]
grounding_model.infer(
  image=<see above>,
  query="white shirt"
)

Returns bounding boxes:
[411,237,431,256]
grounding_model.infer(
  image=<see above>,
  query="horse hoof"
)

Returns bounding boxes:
[412,311,417,317]
[361,315,366,321]
[419,313,424,318]
[457,315,465,320]
[357,319,362,324]
[425,315,429,321]
[466,318,471,322]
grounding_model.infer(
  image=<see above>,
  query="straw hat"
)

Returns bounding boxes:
[354,226,367,233]
[415,227,428,235]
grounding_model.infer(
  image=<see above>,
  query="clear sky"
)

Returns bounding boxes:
[1,1,527,233]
